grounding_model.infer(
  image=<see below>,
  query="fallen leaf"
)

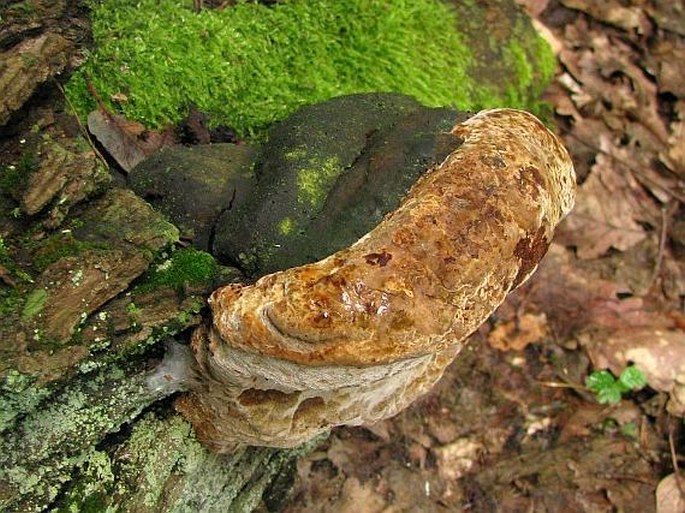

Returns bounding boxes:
[557,153,650,258]
[660,100,685,178]
[110,92,129,103]
[643,3,685,37]
[0,264,17,286]
[433,437,484,481]
[560,0,650,34]
[335,478,385,513]
[488,312,548,351]
[557,402,605,442]
[656,473,685,513]
[509,244,672,338]
[513,0,551,18]
[87,108,177,172]
[648,37,685,98]
[586,327,685,414]
[589,293,667,331]
[553,14,684,205]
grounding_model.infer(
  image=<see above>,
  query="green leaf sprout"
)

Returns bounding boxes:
[585,365,648,405]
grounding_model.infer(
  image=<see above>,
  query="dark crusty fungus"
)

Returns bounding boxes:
[169,108,576,452]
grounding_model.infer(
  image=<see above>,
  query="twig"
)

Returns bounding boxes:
[54,79,110,172]
[536,380,586,391]
[668,421,684,500]
[598,473,655,485]
[647,202,676,292]
[85,75,108,111]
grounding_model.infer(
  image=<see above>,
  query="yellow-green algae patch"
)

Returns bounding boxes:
[278,217,296,236]
[284,148,308,161]
[296,156,342,208]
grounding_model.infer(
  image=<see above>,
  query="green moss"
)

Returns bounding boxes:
[0,287,23,319]
[21,288,48,321]
[0,236,10,272]
[499,20,556,112]
[284,148,308,161]
[0,285,18,315]
[1,146,38,196]
[136,247,219,293]
[66,0,477,136]
[448,0,556,118]
[0,237,34,318]
[31,232,104,272]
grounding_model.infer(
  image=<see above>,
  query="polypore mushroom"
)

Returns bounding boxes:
[169,108,575,452]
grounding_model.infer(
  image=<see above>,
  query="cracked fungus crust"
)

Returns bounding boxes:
[176,108,576,451]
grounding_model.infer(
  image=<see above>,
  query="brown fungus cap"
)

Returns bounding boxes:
[177,109,576,451]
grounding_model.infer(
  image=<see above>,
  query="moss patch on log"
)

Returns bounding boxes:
[65,0,553,137]
[136,247,221,293]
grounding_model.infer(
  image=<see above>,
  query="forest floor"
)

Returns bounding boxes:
[279,1,685,511]
[2,1,684,512]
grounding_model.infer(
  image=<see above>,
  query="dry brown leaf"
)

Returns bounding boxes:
[558,401,641,443]
[488,313,548,351]
[513,0,551,18]
[554,14,684,202]
[335,478,385,513]
[554,48,683,203]
[506,244,601,339]
[560,0,650,34]
[557,153,648,258]
[662,253,685,301]
[644,2,685,37]
[589,295,671,331]
[557,402,605,442]
[110,92,129,103]
[587,328,685,392]
[586,327,685,414]
[649,37,685,98]
[87,108,177,172]
[596,130,680,205]
[656,473,685,513]
[660,100,685,178]
[587,32,667,144]
[0,264,17,286]
[433,437,484,481]
[511,244,673,340]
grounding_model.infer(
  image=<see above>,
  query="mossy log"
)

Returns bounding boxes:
[0,138,304,511]
[0,1,557,511]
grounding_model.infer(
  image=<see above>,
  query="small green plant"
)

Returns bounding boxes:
[585,365,647,405]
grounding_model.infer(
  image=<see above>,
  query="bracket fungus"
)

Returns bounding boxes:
[170,108,576,452]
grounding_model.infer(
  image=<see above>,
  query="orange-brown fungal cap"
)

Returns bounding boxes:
[177,108,576,451]
[208,109,575,366]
